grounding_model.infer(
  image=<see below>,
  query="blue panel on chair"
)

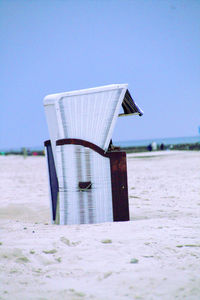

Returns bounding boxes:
[44,140,59,221]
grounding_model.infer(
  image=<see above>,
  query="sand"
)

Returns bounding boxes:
[0,151,200,300]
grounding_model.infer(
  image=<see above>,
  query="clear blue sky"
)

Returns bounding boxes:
[1,0,200,149]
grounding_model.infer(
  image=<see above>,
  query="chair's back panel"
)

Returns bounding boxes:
[56,144,113,225]
[58,88,122,150]
[44,85,128,170]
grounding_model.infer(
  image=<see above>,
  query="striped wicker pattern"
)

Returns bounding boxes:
[56,144,113,224]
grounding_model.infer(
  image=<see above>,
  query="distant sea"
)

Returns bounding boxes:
[1,135,200,152]
[114,135,200,148]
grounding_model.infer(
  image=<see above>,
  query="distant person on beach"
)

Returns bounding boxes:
[160,143,164,150]
[147,144,152,151]
[151,141,157,151]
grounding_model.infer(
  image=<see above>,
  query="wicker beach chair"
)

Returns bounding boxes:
[44,84,143,224]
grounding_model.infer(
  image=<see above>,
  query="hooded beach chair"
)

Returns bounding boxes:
[44,84,143,225]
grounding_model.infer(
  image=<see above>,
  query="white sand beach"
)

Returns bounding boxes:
[0,151,200,300]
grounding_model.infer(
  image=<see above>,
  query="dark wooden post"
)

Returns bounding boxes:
[108,151,129,221]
